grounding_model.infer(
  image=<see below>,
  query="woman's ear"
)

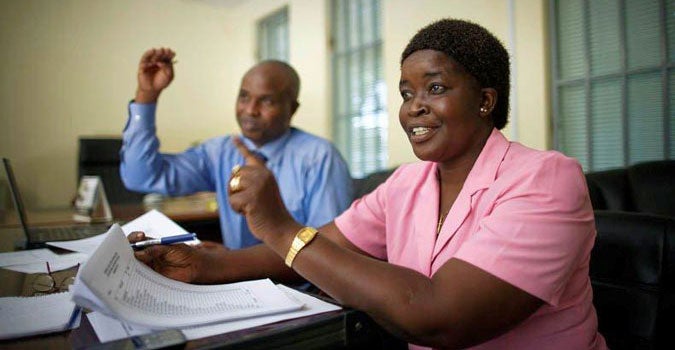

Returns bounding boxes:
[479,88,497,118]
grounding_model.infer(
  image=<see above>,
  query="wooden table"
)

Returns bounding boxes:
[0,192,219,227]
[0,192,223,243]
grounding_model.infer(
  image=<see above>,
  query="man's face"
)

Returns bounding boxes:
[235,65,298,147]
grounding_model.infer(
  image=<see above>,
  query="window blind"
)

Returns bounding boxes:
[257,7,289,62]
[551,0,673,171]
[330,0,387,178]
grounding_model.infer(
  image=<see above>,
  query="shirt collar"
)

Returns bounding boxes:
[239,128,294,163]
[460,128,511,194]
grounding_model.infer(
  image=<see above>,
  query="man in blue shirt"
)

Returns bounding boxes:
[121,47,353,249]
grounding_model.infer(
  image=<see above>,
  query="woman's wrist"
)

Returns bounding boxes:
[263,221,304,259]
[190,246,230,284]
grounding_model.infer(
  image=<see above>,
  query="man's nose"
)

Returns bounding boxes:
[243,100,260,117]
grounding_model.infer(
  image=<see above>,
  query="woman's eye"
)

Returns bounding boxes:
[400,91,412,101]
[430,84,445,94]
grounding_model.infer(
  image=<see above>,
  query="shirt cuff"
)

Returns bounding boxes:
[125,102,157,131]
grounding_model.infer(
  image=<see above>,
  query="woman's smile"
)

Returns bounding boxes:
[408,124,440,143]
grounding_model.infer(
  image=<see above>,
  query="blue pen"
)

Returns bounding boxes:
[130,233,197,249]
[65,305,82,330]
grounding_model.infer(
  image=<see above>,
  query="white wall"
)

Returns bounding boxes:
[0,0,549,208]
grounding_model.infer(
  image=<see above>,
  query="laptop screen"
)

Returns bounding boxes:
[2,158,31,236]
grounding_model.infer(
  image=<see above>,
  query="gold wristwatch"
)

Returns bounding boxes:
[284,227,319,267]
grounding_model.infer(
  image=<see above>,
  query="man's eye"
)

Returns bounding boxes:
[262,99,274,106]
[400,91,412,101]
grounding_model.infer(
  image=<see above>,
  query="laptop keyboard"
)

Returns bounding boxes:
[30,224,111,242]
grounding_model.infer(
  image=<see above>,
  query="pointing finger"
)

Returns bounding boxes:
[232,137,265,166]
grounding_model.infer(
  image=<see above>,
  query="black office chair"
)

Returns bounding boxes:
[590,211,675,349]
[78,137,145,204]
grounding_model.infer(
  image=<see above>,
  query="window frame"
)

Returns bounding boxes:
[549,0,673,171]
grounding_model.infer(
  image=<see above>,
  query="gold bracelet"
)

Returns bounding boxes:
[284,227,319,268]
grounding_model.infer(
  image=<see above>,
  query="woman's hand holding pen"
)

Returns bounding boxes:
[128,231,228,283]
[136,47,176,103]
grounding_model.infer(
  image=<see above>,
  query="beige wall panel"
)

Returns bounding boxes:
[0,0,548,208]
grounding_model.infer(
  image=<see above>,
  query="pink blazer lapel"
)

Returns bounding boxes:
[413,165,441,276]
[432,188,477,258]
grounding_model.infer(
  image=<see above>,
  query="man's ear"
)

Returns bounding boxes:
[290,100,300,116]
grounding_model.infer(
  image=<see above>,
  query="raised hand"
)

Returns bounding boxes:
[135,47,176,103]
[228,137,302,244]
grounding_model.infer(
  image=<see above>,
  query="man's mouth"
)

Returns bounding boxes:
[240,118,260,132]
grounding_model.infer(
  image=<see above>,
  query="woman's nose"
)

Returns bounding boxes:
[408,96,429,117]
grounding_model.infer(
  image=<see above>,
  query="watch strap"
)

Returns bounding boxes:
[284,227,318,268]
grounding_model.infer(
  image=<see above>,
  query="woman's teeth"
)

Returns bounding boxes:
[412,127,431,136]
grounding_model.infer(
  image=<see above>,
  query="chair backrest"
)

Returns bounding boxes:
[352,167,397,200]
[78,137,145,204]
[590,210,675,349]
[585,160,675,217]
[585,168,632,211]
[627,160,675,217]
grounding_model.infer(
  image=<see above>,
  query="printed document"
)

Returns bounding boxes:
[71,224,302,328]
[88,284,341,342]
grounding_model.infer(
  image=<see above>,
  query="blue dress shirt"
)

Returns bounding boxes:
[120,103,354,249]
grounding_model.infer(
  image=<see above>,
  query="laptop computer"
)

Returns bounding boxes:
[2,158,111,248]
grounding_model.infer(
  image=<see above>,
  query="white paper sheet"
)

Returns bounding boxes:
[89,284,342,343]
[0,292,81,340]
[71,224,302,328]
[120,209,198,241]
[0,249,60,267]
[181,285,341,340]
[45,233,106,255]
[2,252,89,273]
[47,209,200,253]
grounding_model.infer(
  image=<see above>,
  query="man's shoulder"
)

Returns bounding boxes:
[287,128,339,153]
[199,135,233,147]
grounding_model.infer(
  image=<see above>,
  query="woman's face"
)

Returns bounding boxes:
[398,49,493,163]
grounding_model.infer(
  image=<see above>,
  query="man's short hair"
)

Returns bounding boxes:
[257,60,301,102]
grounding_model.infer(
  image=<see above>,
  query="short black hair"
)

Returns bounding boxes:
[257,60,301,101]
[401,19,510,129]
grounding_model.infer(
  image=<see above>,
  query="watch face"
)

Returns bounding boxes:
[298,228,316,241]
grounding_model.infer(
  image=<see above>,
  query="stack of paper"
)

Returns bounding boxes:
[88,284,341,342]
[70,225,305,329]
[0,292,81,340]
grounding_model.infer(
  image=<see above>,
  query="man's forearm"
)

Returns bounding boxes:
[135,89,160,104]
